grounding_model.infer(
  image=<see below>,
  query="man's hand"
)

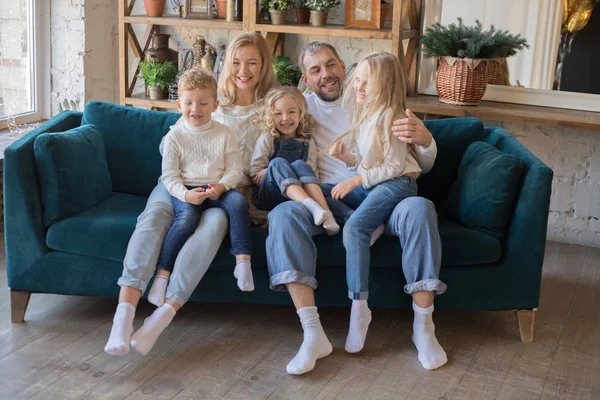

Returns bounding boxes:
[329,140,356,166]
[184,187,210,205]
[206,183,226,200]
[252,169,267,187]
[392,109,433,148]
[331,176,362,200]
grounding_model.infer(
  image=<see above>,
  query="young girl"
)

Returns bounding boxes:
[329,51,423,354]
[250,87,339,234]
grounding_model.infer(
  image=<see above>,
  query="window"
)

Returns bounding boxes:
[0,0,49,130]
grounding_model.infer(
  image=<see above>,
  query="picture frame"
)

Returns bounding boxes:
[183,0,213,19]
[345,0,381,29]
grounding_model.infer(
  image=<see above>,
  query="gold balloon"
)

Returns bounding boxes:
[562,0,599,33]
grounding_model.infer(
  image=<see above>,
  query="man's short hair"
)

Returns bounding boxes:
[298,42,343,74]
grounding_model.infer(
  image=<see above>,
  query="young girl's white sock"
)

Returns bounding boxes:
[104,302,135,356]
[302,198,326,225]
[286,306,333,375]
[370,223,385,246]
[322,210,340,235]
[148,275,169,306]
[412,302,448,370]
[234,260,254,291]
[345,299,372,353]
[130,303,176,355]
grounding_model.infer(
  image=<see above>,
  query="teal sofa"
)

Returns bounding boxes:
[4,101,553,342]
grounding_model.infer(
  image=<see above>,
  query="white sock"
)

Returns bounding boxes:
[286,306,333,375]
[234,260,254,291]
[104,302,135,356]
[302,198,326,225]
[322,210,340,235]
[370,223,385,246]
[345,299,372,353]
[130,303,176,355]
[148,275,169,306]
[412,302,448,370]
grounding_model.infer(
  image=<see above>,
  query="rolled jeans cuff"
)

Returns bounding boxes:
[165,290,186,307]
[280,178,302,195]
[117,276,149,294]
[270,270,318,292]
[299,176,321,185]
[404,278,447,296]
[348,291,369,300]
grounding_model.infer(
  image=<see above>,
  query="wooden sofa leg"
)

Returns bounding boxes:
[514,309,536,343]
[11,290,31,323]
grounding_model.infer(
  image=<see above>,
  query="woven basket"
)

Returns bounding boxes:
[487,58,510,85]
[436,56,488,105]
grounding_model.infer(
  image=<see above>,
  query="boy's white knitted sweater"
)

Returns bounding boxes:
[161,120,243,202]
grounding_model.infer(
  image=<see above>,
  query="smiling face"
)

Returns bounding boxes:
[353,61,370,106]
[232,45,262,93]
[176,88,219,127]
[273,95,300,137]
[301,47,346,102]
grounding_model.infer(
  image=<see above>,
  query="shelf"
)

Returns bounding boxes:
[407,94,600,131]
[255,23,398,40]
[125,93,178,109]
[124,15,243,30]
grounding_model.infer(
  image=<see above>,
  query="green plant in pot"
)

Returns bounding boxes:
[421,17,528,105]
[273,56,302,86]
[268,0,296,25]
[305,0,340,26]
[296,0,310,24]
[138,61,177,100]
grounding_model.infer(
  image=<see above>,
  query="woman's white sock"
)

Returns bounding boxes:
[130,303,176,355]
[302,198,326,225]
[148,275,169,306]
[322,210,340,235]
[104,302,135,356]
[412,302,448,370]
[345,299,372,353]
[286,306,333,375]
[234,260,254,291]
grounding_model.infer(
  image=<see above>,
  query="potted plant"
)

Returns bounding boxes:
[421,18,528,105]
[296,0,310,24]
[144,0,166,17]
[268,0,296,24]
[216,0,227,19]
[273,56,302,86]
[138,61,177,100]
[305,0,341,26]
[380,0,390,27]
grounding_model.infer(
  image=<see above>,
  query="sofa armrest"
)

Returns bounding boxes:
[4,111,83,290]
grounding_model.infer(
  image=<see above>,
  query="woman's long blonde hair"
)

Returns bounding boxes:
[332,51,408,168]
[218,32,278,108]
[253,86,311,140]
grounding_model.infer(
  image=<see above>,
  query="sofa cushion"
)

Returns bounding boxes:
[81,101,181,197]
[445,141,523,241]
[419,117,485,207]
[34,124,113,226]
[46,192,147,262]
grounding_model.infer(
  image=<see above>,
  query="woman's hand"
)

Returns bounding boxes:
[206,183,226,200]
[392,109,433,148]
[252,169,267,187]
[331,176,362,200]
[184,187,210,205]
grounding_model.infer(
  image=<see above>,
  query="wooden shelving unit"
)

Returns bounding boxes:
[119,0,422,110]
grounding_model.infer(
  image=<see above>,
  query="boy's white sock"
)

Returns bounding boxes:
[286,306,333,375]
[412,302,448,370]
[148,275,169,306]
[234,260,254,291]
[302,198,326,225]
[130,303,176,355]
[345,299,372,353]
[370,223,385,246]
[104,302,135,356]
[322,211,340,235]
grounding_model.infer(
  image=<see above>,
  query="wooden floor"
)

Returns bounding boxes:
[0,241,599,400]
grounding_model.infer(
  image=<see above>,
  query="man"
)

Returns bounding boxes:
[266,42,447,375]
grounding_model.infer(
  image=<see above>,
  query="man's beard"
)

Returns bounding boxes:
[314,78,342,102]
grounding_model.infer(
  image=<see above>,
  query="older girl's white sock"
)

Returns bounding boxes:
[302,198,326,225]
[234,260,254,291]
[286,306,333,375]
[130,303,176,355]
[345,299,372,353]
[148,275,169,306]
[412,302,448,370]
[104,302,135,356]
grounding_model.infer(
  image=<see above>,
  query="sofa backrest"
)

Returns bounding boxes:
[420,117,485,208]
[81,101,180,197]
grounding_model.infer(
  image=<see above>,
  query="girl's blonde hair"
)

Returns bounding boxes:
[253,86,311,139]
[218,32,278,108]
[332,51,408,169]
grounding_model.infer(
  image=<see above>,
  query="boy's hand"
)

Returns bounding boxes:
[391,109,433,148]
[331,176,362,200]
[185,187,210,205]
[252,169,267,187]
[206,183,226,200]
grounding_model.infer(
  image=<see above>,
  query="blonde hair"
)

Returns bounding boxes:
[253,86,311,140]
[178,67,218,98]
[333,51,408,169]
[218,32,278,108]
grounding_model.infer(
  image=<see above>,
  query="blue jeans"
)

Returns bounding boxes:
[157,188,251,273]
[322,183,362,225]
[253,158,320,211]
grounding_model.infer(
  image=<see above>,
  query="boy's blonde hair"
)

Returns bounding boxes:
[253,86,311,139]
[333,51,408,169]
[178,67,218,98]
[218,32,278,108]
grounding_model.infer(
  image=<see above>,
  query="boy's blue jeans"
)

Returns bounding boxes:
[157,188,251,273]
